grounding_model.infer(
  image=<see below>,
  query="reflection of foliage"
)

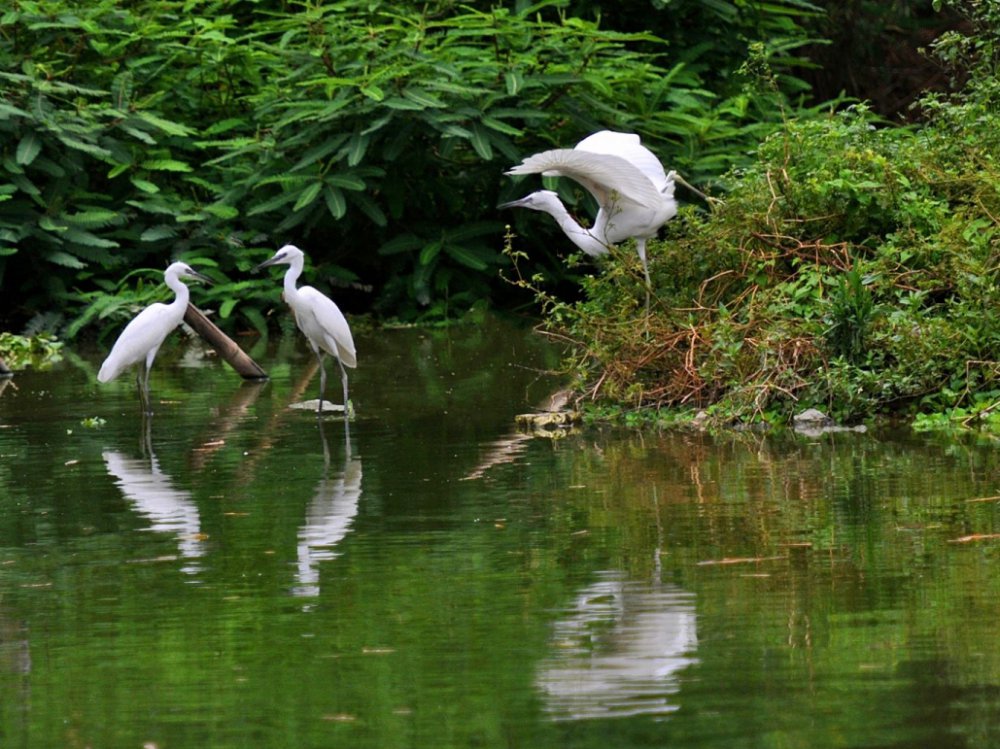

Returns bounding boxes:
[0,332,62,370]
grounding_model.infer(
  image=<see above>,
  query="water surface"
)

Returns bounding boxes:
[0,319,999,747]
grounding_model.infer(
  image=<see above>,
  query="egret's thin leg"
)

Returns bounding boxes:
[637,240,652,313]
[136,361,154,416]
[136,365,147,416]
[316,350,327,416]
[338,356,350,422]
[142,362,154,415]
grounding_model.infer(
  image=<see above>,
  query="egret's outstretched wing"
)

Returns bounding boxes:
[506,148,662,210]
[574,131,672,194]
[296,286,357,368]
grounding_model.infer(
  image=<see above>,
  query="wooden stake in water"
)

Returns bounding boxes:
[183,304,269,381]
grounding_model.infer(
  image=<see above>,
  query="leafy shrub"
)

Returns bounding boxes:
[529,78,1000,423]
[0,0,822,335]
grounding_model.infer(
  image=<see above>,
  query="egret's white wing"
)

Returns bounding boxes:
[296,286,357,368]
[506,148,662,210]
[97,302,175,382]
[574,131,671,194]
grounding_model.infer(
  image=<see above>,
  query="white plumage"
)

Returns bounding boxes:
[98,261,211,414]
[254,245,356,416]
[502,130,677,298]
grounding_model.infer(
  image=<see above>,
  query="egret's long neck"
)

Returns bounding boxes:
[165,272,191,311]
[283,256,304,298]
[544,201,611,257]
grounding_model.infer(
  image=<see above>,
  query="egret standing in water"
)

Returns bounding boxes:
[253,245,356,418]
[501,130,678,304]
[98,262,212,415]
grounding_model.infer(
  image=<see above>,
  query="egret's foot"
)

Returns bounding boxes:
[290,399,346,413]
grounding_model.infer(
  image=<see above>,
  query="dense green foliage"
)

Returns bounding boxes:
[521,0,1000,425]
[0,0,820,335]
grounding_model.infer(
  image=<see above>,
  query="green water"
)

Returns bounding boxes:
[1,319,999,748]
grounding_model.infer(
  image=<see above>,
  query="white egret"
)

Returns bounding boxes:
[501,130,677,300]
[97,262,212,415]
[253,245,357,417]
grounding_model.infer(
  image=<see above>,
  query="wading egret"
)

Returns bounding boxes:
[501,130,677,301]
[98,262,212,415]
[253,245,356,417]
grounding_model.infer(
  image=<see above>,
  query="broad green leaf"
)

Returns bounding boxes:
[66,209,119,228]
[444,244,491,271]
[141,159,193,172]
[121,125,157,145]
[11,175,40,197]
[383,97,425,111]
[346,133,370,167]
[130,177,160,194]
[378,233,424,255]
[290,135,349,173]
[135,111,195,137]
[57,136,112,159]
[203,203,239,220]
[39,216,67,232]
[203,118,247,136]
[0,103,29,120]
[419,240,442,267]
[402,88,446,108]
[469,124,493,160]
[140,225,178,242]
[350,192,387,227]
[62,227,119,248]
[480,116,523,137]
[46,251,86,269]
[125,198,175,215]
[293,181,323,212]
[16,132,41,166]
[247,190,299,216]
[327,173,366,191]
[504,70,523,96]
[324,186,346,220]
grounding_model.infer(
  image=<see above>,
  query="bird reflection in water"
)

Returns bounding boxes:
[103,421,205,575]
[535,571,698,721]
[293,422,362,599]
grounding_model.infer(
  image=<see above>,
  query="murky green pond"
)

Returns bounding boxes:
[1,318,999,748]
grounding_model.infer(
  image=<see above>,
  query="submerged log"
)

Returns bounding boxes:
[183,304,268,380]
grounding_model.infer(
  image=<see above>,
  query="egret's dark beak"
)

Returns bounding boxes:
[252,253,285,273]
[498,197,527,210]
[186,269,214,285]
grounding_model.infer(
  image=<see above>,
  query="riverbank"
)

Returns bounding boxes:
[511,94,1000,430]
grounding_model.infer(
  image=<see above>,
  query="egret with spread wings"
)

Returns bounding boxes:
[501,130,677,301]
